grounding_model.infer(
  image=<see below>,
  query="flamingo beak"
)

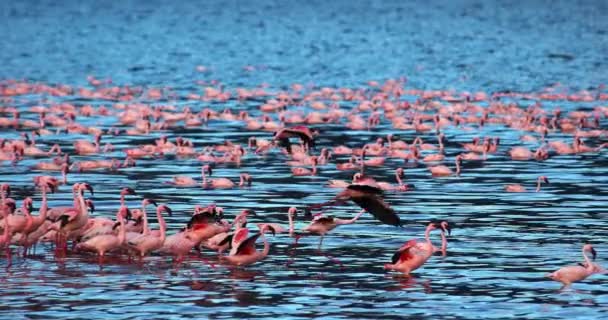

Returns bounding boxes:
[164,206,173,216]
[148,199,158,207]
[244,209,257,217]
[591,248,597,261]
[87,201,95,213]
[47,182,56,193]
[84,183,94,195]
[543,177,550,184]
[267,225,276,236]
[124,187,136,195]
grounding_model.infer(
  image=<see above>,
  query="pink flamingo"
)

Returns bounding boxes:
[201,165,253,188]
[75,207,128,267]
[546,244,606,288]
[302,210,365,250]
[223,224,272,266]
[291,156,318,176]
[126,205,172,262]
[274,125,315,153]
[428,155,462,177]
[309,184,401,226]
[505,176,549,192]
[384,221,448,274]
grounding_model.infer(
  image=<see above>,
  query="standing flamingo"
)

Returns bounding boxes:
[223,224,272,266]
[126,205,172,262]
[546,244,606,288]
[384,221,448,274]
[75,207,128,267]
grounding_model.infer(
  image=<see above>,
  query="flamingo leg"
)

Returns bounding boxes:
[317,235,324,250]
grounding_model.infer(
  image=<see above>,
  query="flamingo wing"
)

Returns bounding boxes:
[349,194,401,226]
[235,233,261,256]
[347,183,384,195]
[232,228,249,249]
[391,239,417,264]
[187,212,215,228]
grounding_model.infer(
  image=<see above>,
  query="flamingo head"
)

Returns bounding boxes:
[80,183,94,196]
[539,176,549,184]
[158,205,173,216]
[120,187,136,196]
[203,164,213,176]
[23,197,34,213]
[433,220,451,236]
[584,244,597,261]
[241,173,253,187]
[1,183,11,197]
[2,198,16,214]
[288,207,297,218]
[143,198,158,207]
[396,168,405,178]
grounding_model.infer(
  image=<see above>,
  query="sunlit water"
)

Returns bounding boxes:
[1,1,608,319]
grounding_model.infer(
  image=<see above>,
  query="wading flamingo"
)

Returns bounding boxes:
[546,244,606,288]
[505,176,549,192]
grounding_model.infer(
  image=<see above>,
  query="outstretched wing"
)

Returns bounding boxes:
[235,233,261,256]
[347,184,383,195]
[350,193,401,227]
[187,212,214,228]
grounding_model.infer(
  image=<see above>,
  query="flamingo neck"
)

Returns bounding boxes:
[78,191,88,220]
[440,230,447,254]
[455,159,461,176]
[311,161,317,175]
[157,209,166,243]
[260,235,270,258]
[424,227,434,251]
[582,248,594,272]
[118,219,126,245]
[395,172,403,186]
[201,169,207,186]
[239,175,244,187]
[141,201,150,235]
[288,214,294,235]
[535,178,542,192]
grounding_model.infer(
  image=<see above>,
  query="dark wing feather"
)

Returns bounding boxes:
[283,127,314,148]
[236,233,261,255]
[350,194,401,226]
[187,212,214,228]
[314,216,335,224]
[391,249,404,264]
[218,233,233,247]
[347,184,384,195]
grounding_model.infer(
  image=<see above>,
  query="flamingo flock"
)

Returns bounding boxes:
[1,77,607,289]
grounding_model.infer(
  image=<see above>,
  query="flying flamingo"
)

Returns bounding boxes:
[75,207,128,267]
[274,125,315,153]
[384,221,448,274]
[309,184,401,226]
[505,176,549,192]
[546,244,606,288]
[126,204,172,262]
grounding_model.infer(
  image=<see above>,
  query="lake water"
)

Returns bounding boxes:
[1,0,608,319]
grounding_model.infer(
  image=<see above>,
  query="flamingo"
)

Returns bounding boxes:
[309,184,401,226]
[546,244,606,288]
[53,183,94,252]
[291,156,318,176]
[201,166,252,188]
[223,224,272,266]
[428,155,462,177]
[505,176,549,192]
[274,125,315,153]
[126,204,172,262]
[302,209,365,250]
[75,207,128,267]
[384,222,447,274]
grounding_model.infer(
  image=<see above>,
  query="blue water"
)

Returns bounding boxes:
[1,0,608,319]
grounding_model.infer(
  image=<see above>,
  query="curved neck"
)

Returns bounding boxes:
[311,161,317,175]
[78,191,88,218]
[535,178,542,192]
[201,168,207,186]
[395,172,403,186]
[582,248,594,271]
[260,235,270,258]
[455,159,461,176]
[424,226,434,249]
